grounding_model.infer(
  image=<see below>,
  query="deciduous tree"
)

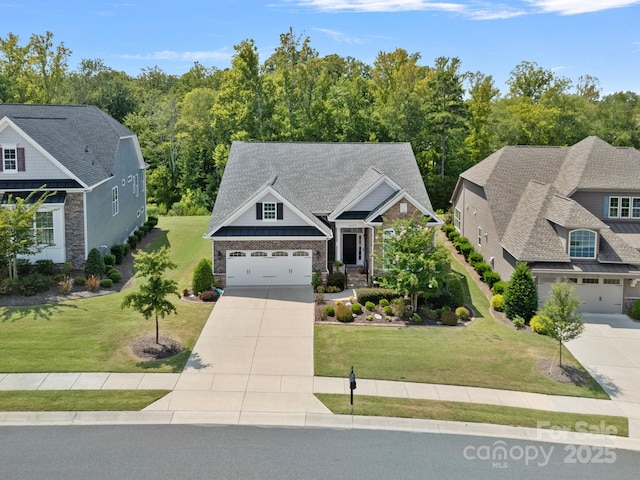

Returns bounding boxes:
[540,281,584,366]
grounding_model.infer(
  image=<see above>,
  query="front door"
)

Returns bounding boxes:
[343,233,357,264]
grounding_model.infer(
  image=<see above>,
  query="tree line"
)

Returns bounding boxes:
[2,29,639,212]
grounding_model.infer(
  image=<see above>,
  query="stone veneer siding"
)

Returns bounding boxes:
[212,239,328,288]
[64,192,86,268]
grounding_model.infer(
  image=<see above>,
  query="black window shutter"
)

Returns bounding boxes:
[17,147,25,171]
[256,203,262,220]
[0,149,3,172]
[277,203,283,220]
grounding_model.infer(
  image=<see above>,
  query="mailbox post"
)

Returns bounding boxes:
[349,365,357,414]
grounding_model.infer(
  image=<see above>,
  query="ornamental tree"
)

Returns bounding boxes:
[540,280,584,366]
[121,246,180,344]
[375,218,450,312]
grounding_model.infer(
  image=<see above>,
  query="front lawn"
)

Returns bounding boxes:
[0,216,213,373]
[0,390,169,411]
[315,253,607,399]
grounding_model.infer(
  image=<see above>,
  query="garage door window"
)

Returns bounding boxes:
[272,251,288,256]
[293,251,309,257]
[251,251,267,256]
[569,229,596,259]
[603,279,621,285]
[582,278,599,284]
[229,251,246,257]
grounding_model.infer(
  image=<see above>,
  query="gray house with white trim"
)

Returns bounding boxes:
[451,136,640,313]
[0,104,147,267]
[205,141,441,287]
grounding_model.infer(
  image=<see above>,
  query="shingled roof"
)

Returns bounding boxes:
[456,136,640,265]
[207,142,434,235]
[0,104,137,187]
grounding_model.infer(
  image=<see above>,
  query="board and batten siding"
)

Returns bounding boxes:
[230,192,309,227]
[0,127,70,180]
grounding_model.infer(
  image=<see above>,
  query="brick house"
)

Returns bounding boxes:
[450,136,640,313]
[0,104,147,267]
[205,142,441,287]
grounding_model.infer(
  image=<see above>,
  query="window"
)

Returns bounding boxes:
[3,147,17,172]
[229,251,246,257]
[568,229,596,259]
[603,279,621,285]
[566,278,578,283]
[34,211,54,245]
[582,278,599,284]
[293,251,309,257]
[608,196,640,218]
[134,174,139,197]
[454,208,461,231]
[272,251,288,256]
[251,251,267,257]
[400,202,408,213]
[477,227,482,246]
[112,186,119,216]
[263,202,276,220]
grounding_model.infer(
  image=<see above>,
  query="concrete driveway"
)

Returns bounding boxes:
[146,286,330,422]
[566,313,640,404]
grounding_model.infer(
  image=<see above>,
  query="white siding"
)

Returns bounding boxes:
[231,193,309,227]
[351,182,396,211]
[0,127,71,180]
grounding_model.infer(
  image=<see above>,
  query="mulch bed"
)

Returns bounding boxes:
[132,334,184,360]
[536,357,591,386]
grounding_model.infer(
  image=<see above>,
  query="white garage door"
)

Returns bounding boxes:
[538,280,623,314]
[226,250,312,286]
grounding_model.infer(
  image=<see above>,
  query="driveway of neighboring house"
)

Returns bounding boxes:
[146,286,330,422]
[566,314,640,405]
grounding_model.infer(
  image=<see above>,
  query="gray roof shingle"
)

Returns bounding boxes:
[208,142,434,234]
[0,104,136,187]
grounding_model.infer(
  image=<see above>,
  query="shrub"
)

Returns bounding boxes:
[356,288,399,305]
[446,277,464,308]
[326,272,346,291]
[467,252,484,266]
[58,276,73,294]
[420,306,438,320]
[391,297,407,318]
[200,290,220,302]
[192,258,215,295]
[454,237,470,253]
[412,313,422,324]
[17,258,31,276]
[324,305,335,317]
[379,298,390,307]
[35,259,54,275]
[315,292,325,304]
[127,235,138,250]
[491,281,508,295]
[442,224,456,236]
[0,278,19,295]
[108,269,122,283]
[100,278,113,288]
[366,315,373,321]
[459,243,475,260]
[61,261,73,276]
[103,254,116,266]
[474,262,491,277]
[504,262,538,322]
[448,230,460,242]
[491,294,505,312]
[530,314,553,335]
[441,310,459,326]
[365,301,376,311]
[316,285,325,294]
[134,229,144,241]
[110,244,125,265]
[85,275,100,292]
[455,306,470,320]
[383,305,393,316]
[312,270,322,289]
[428,289,455,310]
[84,248,105,277]
[319,307,328,321]
[19,273,51,296]
[351,303,363,315]
[483,271,502,289]
[632,299,640,320]
[74,275,86,286]
[146,215,159,227]
[512,315,525,329]
[335,302,354,322]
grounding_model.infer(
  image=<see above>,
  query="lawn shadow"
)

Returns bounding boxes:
[453,271,485,319]
[0,302,86,322]
[135,347,194,372]
[147,227,171,251]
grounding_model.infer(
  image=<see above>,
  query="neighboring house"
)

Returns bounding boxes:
[205,142,441,287]
[451,136,640,314]
[0,104,147,267]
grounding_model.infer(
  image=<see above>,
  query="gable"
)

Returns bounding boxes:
[228,192,309,228]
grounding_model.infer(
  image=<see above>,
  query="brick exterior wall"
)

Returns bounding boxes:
[64,192,86,268]
[212,239,328,287]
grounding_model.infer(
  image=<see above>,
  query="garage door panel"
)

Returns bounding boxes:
[227,250,311,287]
[538,281,622,314]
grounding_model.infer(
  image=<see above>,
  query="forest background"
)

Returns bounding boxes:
[1,29,638,213]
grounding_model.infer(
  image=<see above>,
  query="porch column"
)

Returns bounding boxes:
[335,225,342,264]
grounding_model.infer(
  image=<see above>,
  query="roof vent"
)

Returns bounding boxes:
[268,175,278,186]
[85,145,89,153]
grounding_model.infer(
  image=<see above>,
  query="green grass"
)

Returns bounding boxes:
[315,253,607,399]
[0,390,170,411]
[317,394,628,437]
[0,216,213,373]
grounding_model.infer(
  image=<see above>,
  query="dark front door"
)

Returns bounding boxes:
[343,234,357,264]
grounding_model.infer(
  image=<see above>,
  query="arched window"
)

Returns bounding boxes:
[569,230,596,259]
[272,251,288,257]
[293,251,309,257]
[229,251,246,257]
[251,251,267,257]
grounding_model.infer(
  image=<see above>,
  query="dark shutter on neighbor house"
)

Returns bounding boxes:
[0,149,3,172]
[256,202,263,220]
[277,202,283,220]
[17,148,25,172]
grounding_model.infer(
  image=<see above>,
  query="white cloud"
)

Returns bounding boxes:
[524,0,640,15]
[120,49,232,62]
[313,27,364,43]
[288,0,466,13]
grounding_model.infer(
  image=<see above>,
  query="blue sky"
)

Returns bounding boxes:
[4,0,640,94]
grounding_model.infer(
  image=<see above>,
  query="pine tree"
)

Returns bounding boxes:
[504,262,538,322]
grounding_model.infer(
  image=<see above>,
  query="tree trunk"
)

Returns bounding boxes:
[155,313,160,344]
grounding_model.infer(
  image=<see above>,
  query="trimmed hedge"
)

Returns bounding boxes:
[491,294,505,312]
[324,305,335,317]
[110,244,126,265]
[483,271,501,289]
[99,278,113,288]
[467,252,484,266]
[441,310,459,326]
[530,314,553,335]
[192,258,215,295]
[491,281,508,295]
[85,248,105,277]
[474,262,491,276]
[351,303,363,315]
[326,272,346,291]
[446,278,464,309]
[356,288,399,305]
[335,302,354,322]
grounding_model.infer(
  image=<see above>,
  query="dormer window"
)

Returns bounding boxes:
[263,202,276,221]
[569,229,596,259]
[607,196,640,218]
[255,202,283,221]
[1,146,24,173]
